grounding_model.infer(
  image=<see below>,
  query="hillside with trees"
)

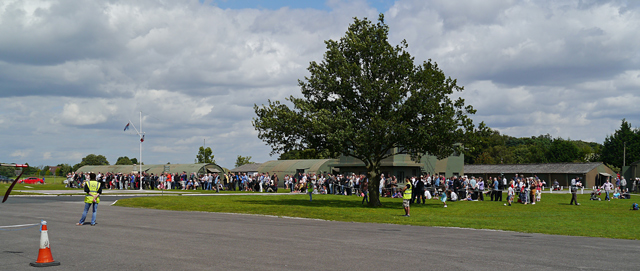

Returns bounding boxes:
[464,128,601,165]
[465,119,640,173]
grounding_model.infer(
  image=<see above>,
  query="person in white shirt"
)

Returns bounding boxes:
[507,181,515,206]
[602,179,614,201]
[379,174,385,196]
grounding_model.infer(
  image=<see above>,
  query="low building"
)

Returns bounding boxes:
[332,150,464,182]
[464,162,615,188]
[229,163,262,176]
[253,148,464,186]
[256,159,336,181]
[623,160,639,179]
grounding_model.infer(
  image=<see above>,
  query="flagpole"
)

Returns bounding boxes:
[125,112,144,190]
[139,111,143,190]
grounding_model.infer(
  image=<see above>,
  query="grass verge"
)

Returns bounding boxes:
[116,193,640,240]
[1,176,71,195]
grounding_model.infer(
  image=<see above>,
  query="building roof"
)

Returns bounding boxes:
[257,159,336,174]
[230,163,262,173]
[464,162,607,174]
[77,163,223,175]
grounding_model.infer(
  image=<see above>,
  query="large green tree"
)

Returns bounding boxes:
[235,155,255,168]
[601,119,640,168]
[73,154,109,171]
[56,163,72,176]
[195,147,215,164]
[546,138,580,163]
[115,156,133,165]
[253,15,476,206]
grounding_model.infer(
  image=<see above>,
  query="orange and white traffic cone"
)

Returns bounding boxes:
[30,220,60,267]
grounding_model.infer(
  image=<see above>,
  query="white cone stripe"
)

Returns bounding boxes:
[40,230,50,249]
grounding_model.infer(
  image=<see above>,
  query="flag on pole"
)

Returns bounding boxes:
[140,135,145,142]
[124,123,130,131]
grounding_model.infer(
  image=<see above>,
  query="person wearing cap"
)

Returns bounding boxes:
[76,172,101,226]
[402,178,412,217]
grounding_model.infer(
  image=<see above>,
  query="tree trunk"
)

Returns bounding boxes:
[367,163,382,207]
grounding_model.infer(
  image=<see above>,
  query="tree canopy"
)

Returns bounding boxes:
[601,119,640,169]
[278,149,335,160]
[73,154,109,171]
[56,163,73,176]
[253,14,476,206]
[235,155,255,168]
[464,127,601,165]
[115,156,134,165]
[196,147,215,164]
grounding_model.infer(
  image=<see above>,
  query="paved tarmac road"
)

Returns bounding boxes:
[1,196,638,271]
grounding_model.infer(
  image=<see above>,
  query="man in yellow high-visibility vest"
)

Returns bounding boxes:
[76,173,102,226]
[307,179,314,201]
[402,178,412,217]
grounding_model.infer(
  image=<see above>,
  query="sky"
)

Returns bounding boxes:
[1,0,639,169]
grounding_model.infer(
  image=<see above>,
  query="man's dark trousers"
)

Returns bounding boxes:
[570,191,578,205]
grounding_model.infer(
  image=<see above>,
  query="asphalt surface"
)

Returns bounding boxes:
[1,196,639,271]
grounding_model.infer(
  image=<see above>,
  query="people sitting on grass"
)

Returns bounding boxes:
[449,190,458,201]
[621,189,631,199]
[590,189,602,201]
[392,191,402,198]
[185,178,194,190]
[461,192,473,201]
[613,189,621,199]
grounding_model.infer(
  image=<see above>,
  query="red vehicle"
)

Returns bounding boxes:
[18,177,44,184]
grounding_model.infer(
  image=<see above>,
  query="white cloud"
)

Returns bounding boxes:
[60,100,117,126]
[11,150,30,159]
[1,0,640,168]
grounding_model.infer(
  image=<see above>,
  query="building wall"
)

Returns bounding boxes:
[464,163,615,188]
[338,166,421,183]
[335,149,464,181]
[257,159,336,184]
[622,162,639,188]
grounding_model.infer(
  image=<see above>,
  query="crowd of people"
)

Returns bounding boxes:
[65,171,639,204]
[276,172,545,207]
[389,174,546,206]
[65,171,285,193]
[65,171,227,191]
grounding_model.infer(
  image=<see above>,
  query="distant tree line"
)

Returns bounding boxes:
[464,128,601,165]
[464,119,639,172]
[276,120,639,173]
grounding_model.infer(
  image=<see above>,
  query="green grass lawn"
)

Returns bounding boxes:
[0,176,73,195]
[115,193,640,240]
